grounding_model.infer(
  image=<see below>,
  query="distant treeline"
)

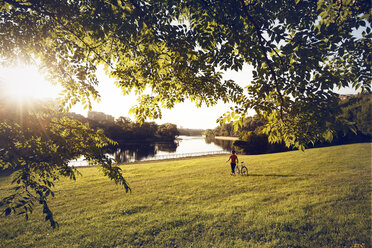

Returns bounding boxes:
[206,94,372,155]
[326,93,372,145]
[204,115,263,138]
[178,128,205,136]
[66,112,179,145]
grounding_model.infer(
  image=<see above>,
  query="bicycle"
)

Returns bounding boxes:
[235,161,248,176]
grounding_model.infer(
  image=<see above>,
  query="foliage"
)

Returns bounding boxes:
[156,123,179,139]
[204,123,237,137]
[315,93,372,146]
[203,129,215,138]
[70,112,180,142]
[204,115,263,138]
[235,94,371,154]
[239,115,264,133]
[339,93,372,137]
[0,143,370,247]
[0,0,370,148]
[0,100,130,227]
[234,131,288,154]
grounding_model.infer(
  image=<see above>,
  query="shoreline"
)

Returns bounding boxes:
[214,136,239,141]
[70,153,228,168]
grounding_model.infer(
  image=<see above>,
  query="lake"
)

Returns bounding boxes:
[70,136,236,166]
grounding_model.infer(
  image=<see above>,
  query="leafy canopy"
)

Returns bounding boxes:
[1,0,370,148]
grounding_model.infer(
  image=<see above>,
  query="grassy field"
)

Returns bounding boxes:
[0,143,371,248]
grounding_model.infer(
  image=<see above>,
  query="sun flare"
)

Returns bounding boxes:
[0,64,61,101]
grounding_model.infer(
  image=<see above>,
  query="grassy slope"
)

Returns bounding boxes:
[0,143,370,248]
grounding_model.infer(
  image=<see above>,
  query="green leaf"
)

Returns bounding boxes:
[324,130,333,142]
[4,207,12,216]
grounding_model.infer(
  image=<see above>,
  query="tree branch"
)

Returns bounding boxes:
[239,0,284,118]
[4,0,114,70]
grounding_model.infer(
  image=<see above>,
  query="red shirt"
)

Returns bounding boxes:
[229,154,238,164]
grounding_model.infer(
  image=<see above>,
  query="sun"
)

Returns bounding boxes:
[0,64,62,101]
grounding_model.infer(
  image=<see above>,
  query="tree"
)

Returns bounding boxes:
[205,115,262,137]
[157,123,179,139]
[115,116,132,128]
[0,0,371,223]
[1,0,370,148]
[203,129,215,138]
[340,94,372,137]
[0,98,130,227]
[241,115,264,133]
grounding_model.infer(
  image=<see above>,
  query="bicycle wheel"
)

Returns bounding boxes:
[235,165,240,175]
[240,166,248,176]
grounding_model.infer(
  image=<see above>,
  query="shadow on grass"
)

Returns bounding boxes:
[0,170,14,178]
[247,173,316,177]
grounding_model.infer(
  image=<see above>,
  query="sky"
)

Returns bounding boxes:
[0,64,253,129]
[0,63,358,130]
[69,64,254,129]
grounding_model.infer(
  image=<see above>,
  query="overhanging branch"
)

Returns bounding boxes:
[239,0,284,118]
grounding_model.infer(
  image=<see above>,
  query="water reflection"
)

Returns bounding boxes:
[112,143,155,163]
[112,141,179,163]
[206,137,235,151]
[70,136,236,166]
[156,142,178,153]
[109,136,235,163]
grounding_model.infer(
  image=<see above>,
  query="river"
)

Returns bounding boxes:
[70,136,236,166]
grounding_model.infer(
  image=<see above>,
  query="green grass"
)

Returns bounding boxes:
[0,143,371,248]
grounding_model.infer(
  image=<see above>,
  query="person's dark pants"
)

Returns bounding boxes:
[231,163,236,174]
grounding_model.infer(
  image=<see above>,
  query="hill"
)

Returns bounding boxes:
[0,143,370,247]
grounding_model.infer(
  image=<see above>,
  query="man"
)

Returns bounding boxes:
[226,150,238,176]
